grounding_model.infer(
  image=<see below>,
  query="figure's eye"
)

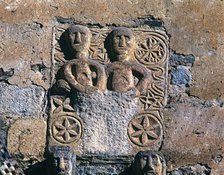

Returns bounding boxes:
[124,36,130,40]
[152,155,158,165]
[143,156,148,161]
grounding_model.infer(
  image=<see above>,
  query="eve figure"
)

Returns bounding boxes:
[57,25,106,94]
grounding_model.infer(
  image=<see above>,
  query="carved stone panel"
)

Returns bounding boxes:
[48,96,83,148]
[48,24,169,155]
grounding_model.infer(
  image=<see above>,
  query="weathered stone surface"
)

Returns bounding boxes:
[210,159,224,175]
[171,66,191,85]
[50,90,140,155]
[77,156,132,175]
[78,165,125,175]
[0,22,51,89]
[0,0,224,173]
[0,83,45,117]
[190,56,224,100]
[162,102,224,170]
[170,53,195,66]
[169,164,211,175]
[7,118,46,158]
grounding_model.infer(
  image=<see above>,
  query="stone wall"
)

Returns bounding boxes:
[0,0,224,174]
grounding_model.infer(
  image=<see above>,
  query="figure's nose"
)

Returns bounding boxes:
[59,158,66,171]
[74,32,81,43]
[146,157,154,170]
[118,36,126,47]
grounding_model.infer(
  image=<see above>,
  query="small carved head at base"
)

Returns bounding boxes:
[132,150,166,175]
[48,146,76,175]
[66,25,92,54]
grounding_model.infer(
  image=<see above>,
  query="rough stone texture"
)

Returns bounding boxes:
[169,164,211,175]
[170,53,195,66]
[171,66,191,85]
[0,0,224,98]
[0,82,45,117]
[0,22,51,89]
[7,118,46,159]
[210,159,224,175]
[162,102,224,170]
[74,90,140,155]
[190,56,224,100]
[0,0,224,174]
[76,156,132,175]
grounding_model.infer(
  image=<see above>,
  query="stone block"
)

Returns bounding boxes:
[170,53,195,66]
[7,118,46,158]
[171,66,191,85]
[0,83,45,117]
[49,90,143,155]
[190,56,224,100]
[162,102,224,169]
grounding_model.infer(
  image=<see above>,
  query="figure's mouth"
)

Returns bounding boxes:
[58,171,65,175]
[144,171,155,175]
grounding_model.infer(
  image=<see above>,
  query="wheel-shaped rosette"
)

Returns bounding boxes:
[128,113,163,147]
[51,115,82,144]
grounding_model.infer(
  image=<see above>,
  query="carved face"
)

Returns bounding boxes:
[67,25,91,53]
[112,27,135,59]
[53,156,72,175]
[49,146,76,175]
[134,151,165,175]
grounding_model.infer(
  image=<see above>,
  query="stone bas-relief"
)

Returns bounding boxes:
[132,151,166,175]
[122,150,166,175]
[49,24,169,155]
[127,112,163,147]
[55,25,106,94]
[107,27,152,95]
[48,146,76,175]
[49,96,83,145]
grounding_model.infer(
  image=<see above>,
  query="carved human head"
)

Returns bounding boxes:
[132,150,166,175]
[49,146,76,175]
[111,27,135,60]
[67,25,91,53]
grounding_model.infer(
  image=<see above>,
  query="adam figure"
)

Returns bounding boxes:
[107,27,151,95]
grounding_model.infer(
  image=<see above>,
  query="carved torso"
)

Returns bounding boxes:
[108,62,135,92]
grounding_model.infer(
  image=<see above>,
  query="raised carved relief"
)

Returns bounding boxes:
[122,150,166,175]
[133,151,166,175]
[106,27,152,95]
[89,29,110,64]
[139,83,165,111]
[49,96,83,146]
[0,159,24,175]
[54,25,106,94]
[50,24,169,151]
[127,112,163,147]
[52,116,82,144]
[134,33,167,65]
[48,146,76,175]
